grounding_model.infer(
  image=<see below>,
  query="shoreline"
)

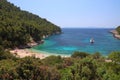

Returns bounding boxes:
[9,34,69,59]
[9,29,119,59]
[110,30,120,39]
[30,48,71,57]
[10,48,70,59]
[10,49,48,59]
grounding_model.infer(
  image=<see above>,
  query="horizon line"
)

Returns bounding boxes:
[61,27,115,29]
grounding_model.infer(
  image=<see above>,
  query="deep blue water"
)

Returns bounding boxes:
[31,28,120,56]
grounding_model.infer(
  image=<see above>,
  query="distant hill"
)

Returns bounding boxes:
[0,0,61,48]
[116,26,120,34]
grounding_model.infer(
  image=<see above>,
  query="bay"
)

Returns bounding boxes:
[31,28,120,56]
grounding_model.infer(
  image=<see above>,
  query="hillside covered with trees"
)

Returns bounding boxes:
[0,0,61,48]
[0,0,120,80]
[116,26,120,34]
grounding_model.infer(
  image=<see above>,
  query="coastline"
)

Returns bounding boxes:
[9,29,120,59]
[30,48,71,57]
[9,34,63,59]
[110,30,120,39]
[10,48,70,59]
[10,48,48,59]
[9,39,48,59]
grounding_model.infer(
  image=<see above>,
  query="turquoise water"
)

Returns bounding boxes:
[31,28,120,56]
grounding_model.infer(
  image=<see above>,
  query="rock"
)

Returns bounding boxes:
[110,30,120,39]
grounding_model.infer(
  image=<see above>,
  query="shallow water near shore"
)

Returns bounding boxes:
[31,28,120,56]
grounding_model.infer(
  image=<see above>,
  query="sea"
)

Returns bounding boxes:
[31,28,120,56]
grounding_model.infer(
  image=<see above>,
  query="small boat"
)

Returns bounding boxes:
[90,38,94,44]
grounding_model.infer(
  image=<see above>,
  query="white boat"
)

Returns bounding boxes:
[90,38,94,43]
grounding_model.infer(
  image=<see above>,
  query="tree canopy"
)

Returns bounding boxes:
[0,0,120,79]
[0,50,120,80]
[116,26,120,34]
[108,51,120,63]
[0,0,61,48]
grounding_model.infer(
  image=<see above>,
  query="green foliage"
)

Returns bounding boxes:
[71,57,99,80]
[0,46,4,52]
[0,56,61,80]
[116,26,120,34]
[0,0,120,80]
[71,51,89,58]
[108,51,120,63]
[16,57,41,79]
[0,50,16,60]
[42,55,63,66]
[0,59,17,73]
[60,68,73,80]
[103,62,120,80]
[0,51,120,79]
[91,52,102,59]
[0,0,61,48]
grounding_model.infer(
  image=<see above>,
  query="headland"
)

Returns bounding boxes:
[110,30,120,39]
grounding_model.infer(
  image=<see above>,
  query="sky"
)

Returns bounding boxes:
[8,0,120,28]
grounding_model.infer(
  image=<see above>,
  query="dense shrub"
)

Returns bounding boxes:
[71,51,89,58]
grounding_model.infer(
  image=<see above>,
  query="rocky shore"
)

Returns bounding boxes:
[110,30,120,39]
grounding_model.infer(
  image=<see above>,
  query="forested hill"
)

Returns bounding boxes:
[116,26,120,34]
[0,0,61,48]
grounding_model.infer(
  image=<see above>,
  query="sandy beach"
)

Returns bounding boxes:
[10,49,48,59]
